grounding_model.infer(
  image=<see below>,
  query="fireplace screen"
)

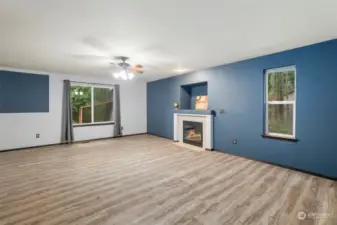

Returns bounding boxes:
[183,121,203,147]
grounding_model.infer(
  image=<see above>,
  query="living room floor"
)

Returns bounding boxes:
[0,135,336,225]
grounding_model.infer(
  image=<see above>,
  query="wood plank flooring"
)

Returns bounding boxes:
[0,135,336,225]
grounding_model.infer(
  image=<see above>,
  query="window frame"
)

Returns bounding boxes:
[70,82,114,127]
[264,66,296,139]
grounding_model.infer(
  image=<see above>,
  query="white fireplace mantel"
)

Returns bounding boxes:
[173,111,213,150]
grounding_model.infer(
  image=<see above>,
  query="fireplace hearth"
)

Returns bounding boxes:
[183,121,203,147]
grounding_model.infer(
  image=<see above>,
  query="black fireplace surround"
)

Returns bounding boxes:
[183,121,203,147]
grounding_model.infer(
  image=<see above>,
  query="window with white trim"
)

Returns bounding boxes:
[265,66,296,138]
[70,83,114,125]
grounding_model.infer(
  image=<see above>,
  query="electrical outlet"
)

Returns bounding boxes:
[233,139,237,144]
[36,134,40,138]
[220,109,225,114]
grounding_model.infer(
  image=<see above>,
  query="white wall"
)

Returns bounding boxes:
[0,68,147,151]
[73,125,114,142]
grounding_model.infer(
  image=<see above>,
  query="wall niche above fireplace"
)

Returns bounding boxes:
[180,82,208,110]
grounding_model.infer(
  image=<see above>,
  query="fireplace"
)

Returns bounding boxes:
[174,112,213,150]
[183,121,203,147]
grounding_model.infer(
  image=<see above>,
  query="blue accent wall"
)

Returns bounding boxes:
[147,39,337,178]
[0,71,49,113]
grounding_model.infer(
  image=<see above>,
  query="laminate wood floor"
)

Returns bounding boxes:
[0,135,336,225]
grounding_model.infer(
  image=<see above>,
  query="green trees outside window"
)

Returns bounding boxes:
[266,67,296,137]
[71,85,113,125]
[94,87,113,123]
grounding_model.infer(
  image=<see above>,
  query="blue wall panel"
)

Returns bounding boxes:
[147,39,337,178]
[0,71,49,113]
[180,85,191,110]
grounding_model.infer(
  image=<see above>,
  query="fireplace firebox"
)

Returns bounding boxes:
[183,121,203,147]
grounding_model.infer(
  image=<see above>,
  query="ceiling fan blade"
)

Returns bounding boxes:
[134,64,143,69]
[114,56,129,62]
[110,62,118,67]
[131,68,144,74]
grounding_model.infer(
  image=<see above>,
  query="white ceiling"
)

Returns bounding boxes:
[0,0,337,81]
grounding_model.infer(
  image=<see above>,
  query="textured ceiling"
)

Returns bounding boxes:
[1,0,337,81]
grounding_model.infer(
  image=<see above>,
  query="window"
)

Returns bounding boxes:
[265,66,296,139]
[94,87,113,123]
[71,84,113,125]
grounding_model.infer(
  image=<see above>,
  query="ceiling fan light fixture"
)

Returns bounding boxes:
[111,56,142,80]
[120,70,128,80]
[128,73,134,80]
[113,72,120,79]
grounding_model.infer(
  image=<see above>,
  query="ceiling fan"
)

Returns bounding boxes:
[111,56,144,80]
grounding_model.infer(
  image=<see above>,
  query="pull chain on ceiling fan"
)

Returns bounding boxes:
[111,56,144,80]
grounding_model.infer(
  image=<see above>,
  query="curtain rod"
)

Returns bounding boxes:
[69,80,116,86]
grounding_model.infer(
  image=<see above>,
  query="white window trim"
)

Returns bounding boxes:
[70,82,115,126]
[265,66,296,139]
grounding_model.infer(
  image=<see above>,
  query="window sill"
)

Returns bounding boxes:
[73,122,114,127]
[261,134,299,142]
